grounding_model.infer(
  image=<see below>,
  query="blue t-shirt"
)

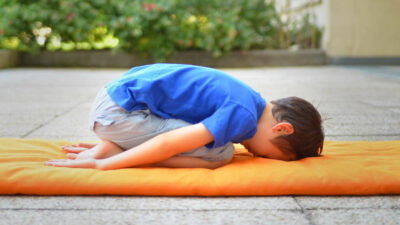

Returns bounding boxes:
[106,63,266,148]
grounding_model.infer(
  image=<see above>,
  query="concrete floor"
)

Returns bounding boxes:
[0,65,399,224]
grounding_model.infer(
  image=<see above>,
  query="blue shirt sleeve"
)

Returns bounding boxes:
[200,102,258,148]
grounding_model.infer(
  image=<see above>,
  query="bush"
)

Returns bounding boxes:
[0,0,321,61]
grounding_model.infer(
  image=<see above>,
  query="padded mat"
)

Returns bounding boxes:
[0,138,399,196]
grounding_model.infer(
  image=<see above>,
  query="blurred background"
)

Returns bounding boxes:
[0,0,399,66]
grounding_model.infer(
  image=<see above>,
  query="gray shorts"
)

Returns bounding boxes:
[89,88,234,162]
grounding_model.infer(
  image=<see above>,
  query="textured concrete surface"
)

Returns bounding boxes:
[0,65,399,224]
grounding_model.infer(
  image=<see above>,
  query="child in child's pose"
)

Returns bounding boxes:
[45,64,324,169]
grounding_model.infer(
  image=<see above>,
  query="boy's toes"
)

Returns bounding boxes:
[66,153,78,159]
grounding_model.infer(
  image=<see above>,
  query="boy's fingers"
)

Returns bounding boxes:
[66,153,77,159]
[46,159,68,162]
[45,159,73,166]
[62,146,88,153]
[45,159,96,168]
[78,143,97,148]
[44,159,67,166]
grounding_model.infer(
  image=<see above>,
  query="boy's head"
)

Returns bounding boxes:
[269,96,324,160]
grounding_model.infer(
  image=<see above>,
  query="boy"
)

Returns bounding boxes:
[45,63,324,170]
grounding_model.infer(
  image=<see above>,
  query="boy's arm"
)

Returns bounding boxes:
[96,123,214,170]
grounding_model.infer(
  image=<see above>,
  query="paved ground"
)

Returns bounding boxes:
[0,65,399,224]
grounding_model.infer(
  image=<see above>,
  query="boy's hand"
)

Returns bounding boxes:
[62,143,98,160]
[44,158,99,169]
[62,143,97,153]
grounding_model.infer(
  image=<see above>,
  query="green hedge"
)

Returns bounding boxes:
[0,0,320,61]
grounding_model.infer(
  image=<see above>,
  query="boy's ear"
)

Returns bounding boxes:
[272,122,294,135]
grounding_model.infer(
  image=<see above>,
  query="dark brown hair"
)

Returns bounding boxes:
[270,96,324,160]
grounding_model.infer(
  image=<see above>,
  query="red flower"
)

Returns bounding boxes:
[178,40,183,45]
[0,29,5,35]
[142,3,156,11]
[142,3,147,11]
[187,40,193,47]
[126,17,133,23]
[149,3,155,10]
[67,13,75,22]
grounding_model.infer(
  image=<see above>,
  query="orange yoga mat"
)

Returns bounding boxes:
[0,138,399,196]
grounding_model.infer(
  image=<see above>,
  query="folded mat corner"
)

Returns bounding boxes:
[0,138,400,196]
